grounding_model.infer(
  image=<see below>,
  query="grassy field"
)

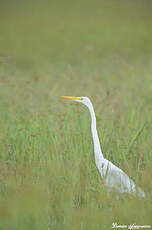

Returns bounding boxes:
[0,0,152,229]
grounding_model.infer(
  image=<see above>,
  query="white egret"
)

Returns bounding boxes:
[62,96,145,198]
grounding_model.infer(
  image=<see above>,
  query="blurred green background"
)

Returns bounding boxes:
[0,0,152,229]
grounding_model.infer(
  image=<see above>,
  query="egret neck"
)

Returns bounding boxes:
[86,102,104,164]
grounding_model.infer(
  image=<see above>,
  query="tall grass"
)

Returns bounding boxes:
[0,0,152,229]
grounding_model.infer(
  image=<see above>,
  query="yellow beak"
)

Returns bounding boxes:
[61,96,82,100]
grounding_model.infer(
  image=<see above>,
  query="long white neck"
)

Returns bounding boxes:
[87,102,104,163]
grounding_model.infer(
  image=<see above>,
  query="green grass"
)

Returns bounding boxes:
[0,1,152,229]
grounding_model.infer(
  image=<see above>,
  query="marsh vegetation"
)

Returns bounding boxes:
[0,1,152,229]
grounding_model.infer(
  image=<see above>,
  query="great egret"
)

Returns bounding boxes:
[61,96,145,198]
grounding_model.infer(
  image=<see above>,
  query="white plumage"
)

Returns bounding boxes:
[62,96,145,198]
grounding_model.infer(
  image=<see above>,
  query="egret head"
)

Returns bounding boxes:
[61,96,92,107]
